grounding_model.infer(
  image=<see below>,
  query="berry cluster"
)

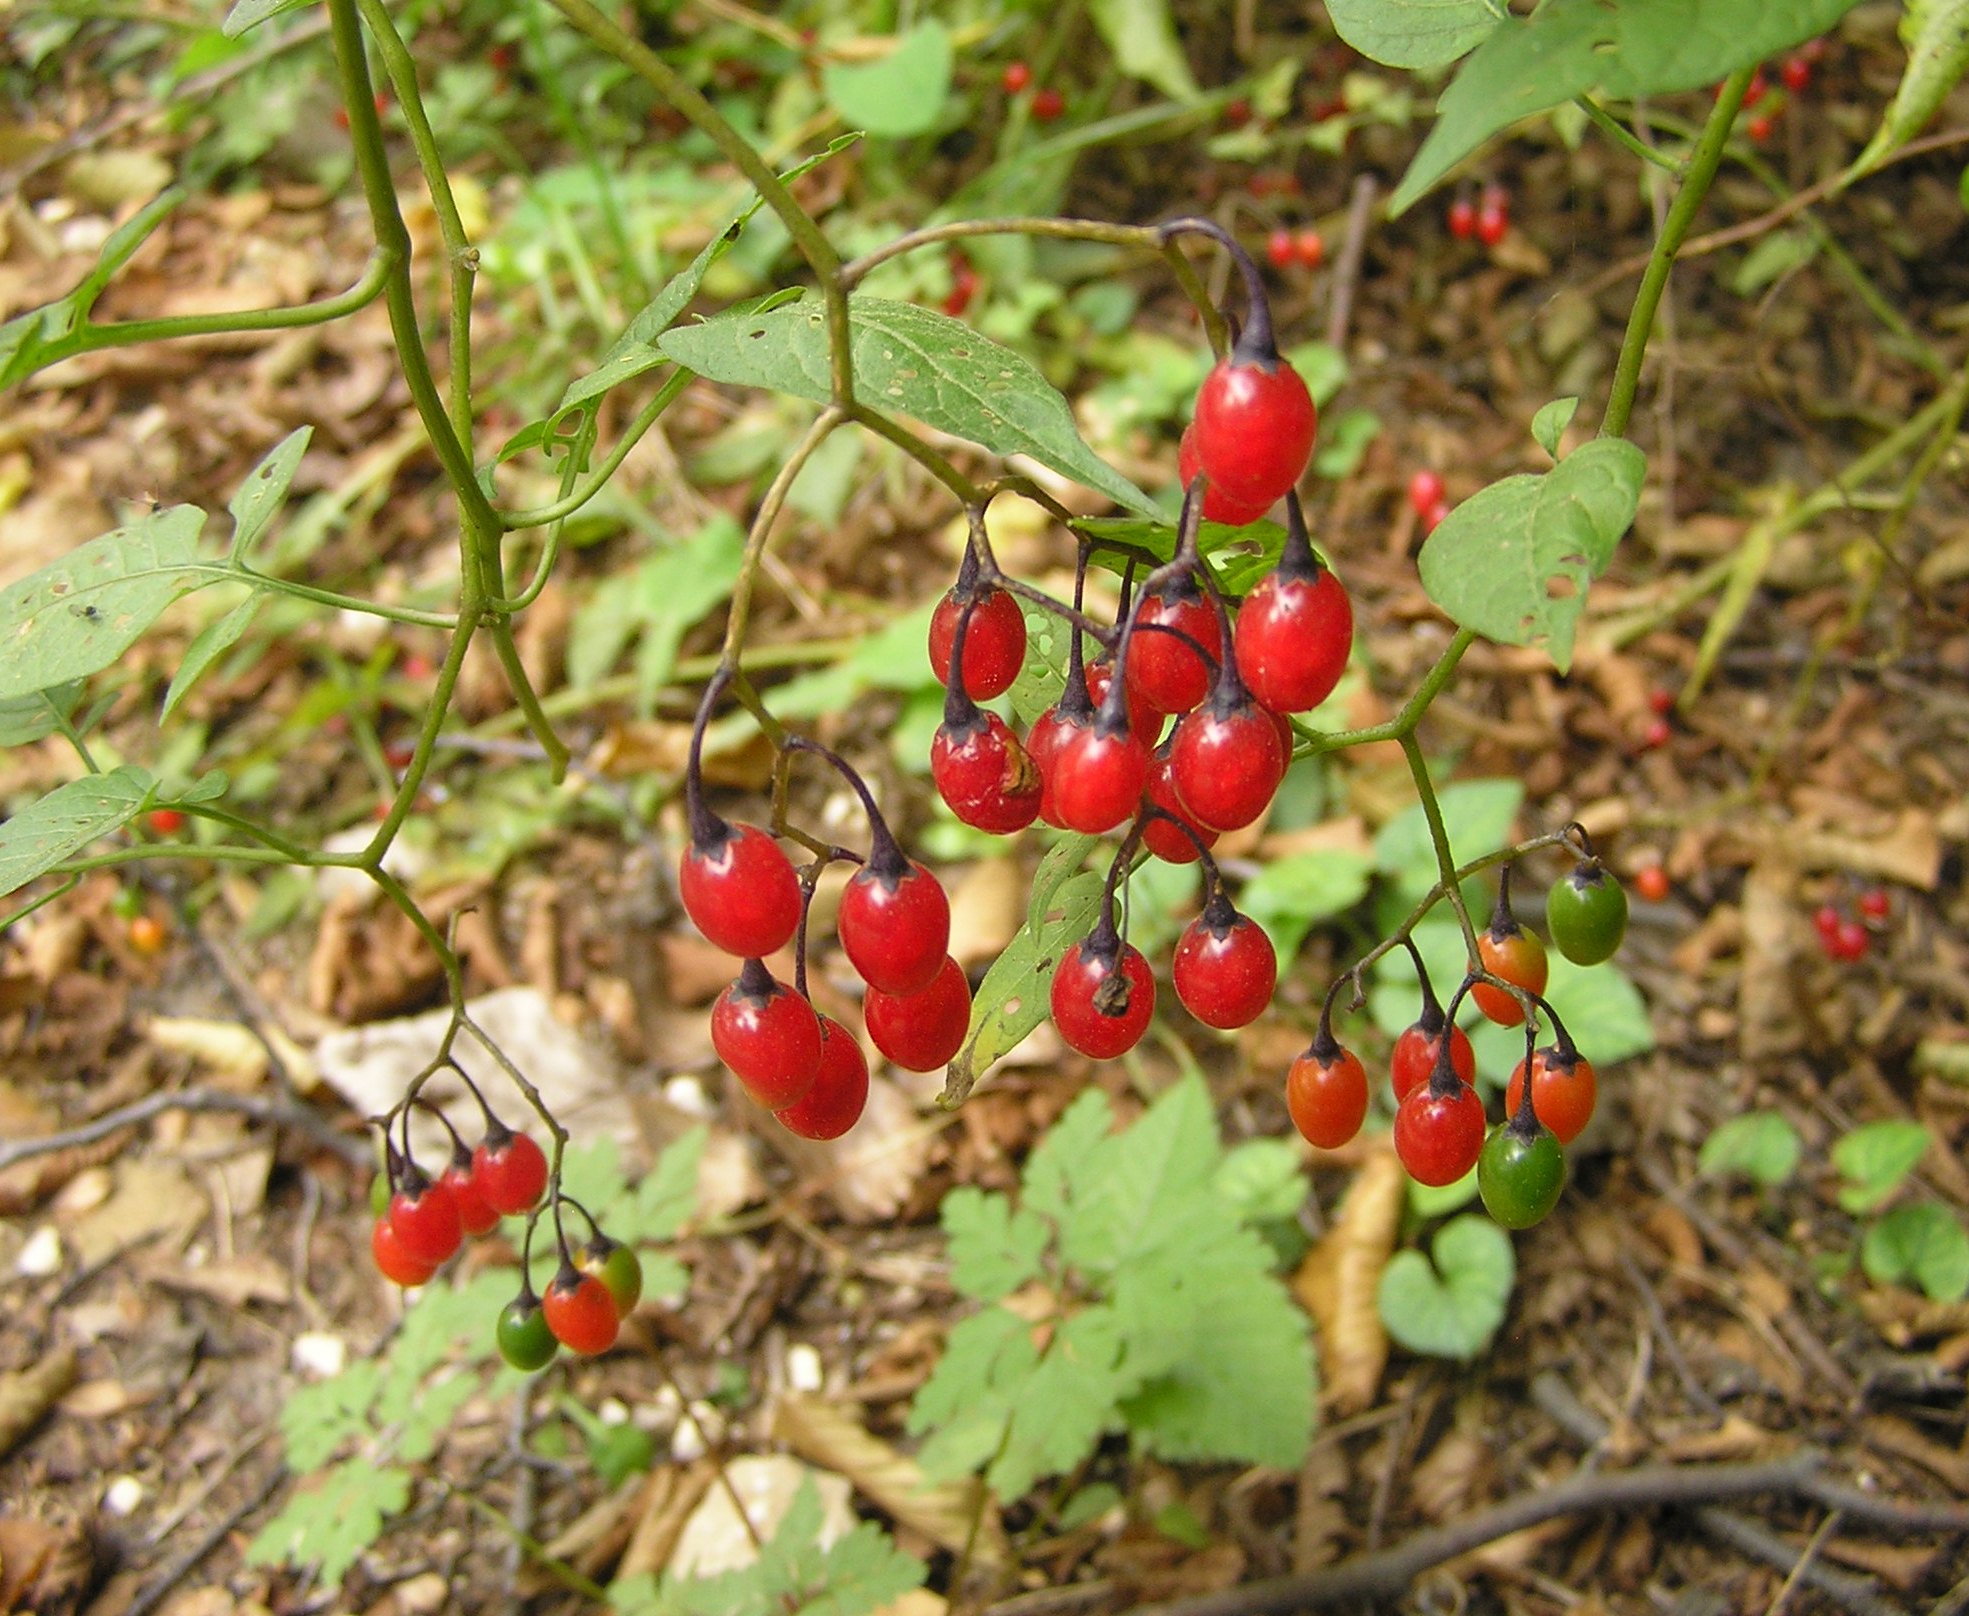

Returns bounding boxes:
[1725,39,1824,144]
[1447,183,1510,249]
[1814,886,1890,963]
[1285,851,1627,1229]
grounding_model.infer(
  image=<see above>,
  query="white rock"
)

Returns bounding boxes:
[292,1332,347,1378]
[16,1226,62,1277]
[786,1342,824,1393]
[103,1476,144,1516]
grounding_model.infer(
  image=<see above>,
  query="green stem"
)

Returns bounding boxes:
[500,371,691,531]
[1575,96,1683,176]
[355,0,477,443]
[234,567,458,629]
[717,408,846,667]
[1399,733,1479,961]
[1602,65,1752,440]
[1305,629,1476,755]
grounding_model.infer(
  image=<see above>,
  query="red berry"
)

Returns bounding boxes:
[776,1014,870,1140]
[1233,563,1353,714]
[1506,1048,1598,1145]
[1639,716,1672,751]
[1393,1079,1487,1186]
[1224,98,1252,129]
[1406,470,1445,518]
[371,1217,439,1287]
[147,808,186,835]
[679,822,801,959]
[127,914,168,955]
[473,1128,549,1215]
[864,955,972,1072]
[1390,1020,1476,1103]
[1031,87,1065,121]
[929,586,1026,698]
[1857,888,1892,922]
[488,43,516,73]
[402,653,436,681]
[1002,61,1032,94]
[1141,746,1219,865]
[1048,721,1152,836]
[1812,902,1844,940]
[388,1176,464,1268]
[1447,198,1477,239]
[1179,424,1276,526]
[1295,229,1324,269]
[1747,114,1773,144]
[1472,925,1549,1027]
[1747,68,1769,103]
[711,961,821,1109]
[930,712,1043,833]
[1027,702,1085,830]
[1286,1045,1369,1149]
[838,857,950,996]
[1172,898,1277,1029]
[1633,865,1671,904]
[1420,499,1450,534]
[1266,229,1295,270]
[1085,658,1164,748]
[1830,918,1871,962]
[1050,935,1155,1060]
[1647,686,1675,715]
[1126,578,1223,715]
[1476,206,1508,247]
[543,1269,620,1356]
[1192,356,1318,510]
[1169,698,1285,832]
[441,1153,501,1237]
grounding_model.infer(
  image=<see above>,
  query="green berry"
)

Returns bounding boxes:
[1477,1123,1566,1230]
[496,1297,559,1372]
[580,1240,643,1316]
[1545,858,1629,966]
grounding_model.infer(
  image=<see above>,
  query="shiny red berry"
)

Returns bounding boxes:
[1051,934,1155,1060]
[1393,1079,1486,1186]
[1780,55,1810,93]
[711,960,822,1109]
[543,1268,620,1356]
[1295,229,1324,269]
[1857,888,1891,922]
[1141,747,1219,865]
[1447,197,1477,239]
[371,1217,439,1287]
[931,712,1043,833]
[147,808,186,835]
[388,1175,463,1268]
[1407,471,1445,518]
[838,857,949,996]
[441,1152,500,1237]
[473,1128,549,1215]
[1031,86,1065,121]
[1179,424,1275,526]
[1049,721,1152,836]
[1002,60,1032,93]
[1476,206,1507,247]
[1634,864,1671,903]
[1266,229,1295,270]
[929,586,1026,699]
[864,955,971,1072]
[1286,1045,1368,1149]
[1506,1047,1598,1145]
[1172,897,1277,1029]
[679,822,801,959]
[1827,918,1871,963]
[1420,499,1450,534]
[1390,1020,1476,1103]
[1169,698,1285,832]
[776,1014,870,1139]
[1191,355,1318,509]
[1233,563,1353,714]
[1127,578,1223,715]
[1472,927,1548,1027]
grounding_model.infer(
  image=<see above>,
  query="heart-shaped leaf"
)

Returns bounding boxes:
[1377,1213,1515,1359]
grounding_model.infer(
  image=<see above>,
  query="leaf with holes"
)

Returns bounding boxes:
[0,506,209,703]
[1418,438,1644,671]
[0,767,155,900]
[659,296,1157,515]
[228,428,312,560]
[1326,0,1503,69]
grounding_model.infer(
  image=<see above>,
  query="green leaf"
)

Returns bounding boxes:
[942,1186,1049,1302]
[162,595,258,722]
[1374,778,1523,901]
[0,506,209,702]
[1211,1138,1308,1225]
[1465,951,1656,1079]
[1237,848,1374,960]
[1312,406,1382,480]
[222,0,314,36]
[1530,397,1579,460]
[1389,0,1868,214]
[1861,1203,1969,1302]
[762,601,940,723]
[1418,438,1645,671]
[228,428,311,558]
[616,1126,707,1247]
[1731,227,1820,296]
[246,1459,410,1587]
[0,682,84,748]
[1378,1214,1515,1359]
[1022,1085,1115,1226]
[1325,0,1505,69]
[397,1370,484,1464]
[374,1270,511,1431]
[1832,1120,1931,1213]
[1850,0,1969,181]
[277,1360,380,1472]
[566,517,746,712]
[1407,1166,1481,1219]
[943,838,1104,1100]
[987,1306,1131,1499]
[824,23,954,137]
[1059,1075,1219,1276]
[1697,1110,1802,1187]
[0,766,154,900]
[1087,0,1200,100]
[659,296,1156,516]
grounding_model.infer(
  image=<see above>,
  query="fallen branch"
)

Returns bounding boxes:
[0,1086,367,1175]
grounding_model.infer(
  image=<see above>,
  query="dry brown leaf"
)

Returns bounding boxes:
[1659,1414,1779,1462]
[0,1130,129,1218]
[143,1252,291,1310]
[1408,1418,1490,1522]
[616,1460,717,1582]
[944,858,1024,968]
[773,1394,1007,1566]
[65,1159,205,1266]
[144,1016,268,1088]
[1738,855,1807,1060]
[669,1457,855,1579]
[0,1349,76,1460]
[1864,1414,1969,1492]
[1291,1442,1349,1574]
[1820,1537,1940,1590]
[1293,1145,1403,1415]
[0,1512,92,1615]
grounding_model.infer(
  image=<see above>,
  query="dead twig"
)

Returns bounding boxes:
[0,1086,368,1175]
[1323,174,1377,353]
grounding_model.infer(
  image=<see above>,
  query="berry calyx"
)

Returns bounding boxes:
[473,1125,549,1215]
[711,959,822,1109]
[1172,891,1277,1029]
[1393,1077,1486,1186]
[864,955,971,1072]
[776,1013,870,1139]
[929,577,1027,700]
[1232,492,1353,714]
[1126,574,1223,715]
[1505,1045,1598,1145]
[388,1170,463,1268]
[838,853,950,997]
[496,1294,559,1371]
[1050,923,1155,1060]
[543,1266,620,1356]
[1389,941,1475,1103]
[1470,868,1549,1027]
[1477,1120,1566,1229]
[371,1217,439,1288]
[1545,855,1629,967]
[578,1238,644,1316]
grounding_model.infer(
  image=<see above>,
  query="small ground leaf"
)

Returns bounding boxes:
[1378,1214,1515,1360]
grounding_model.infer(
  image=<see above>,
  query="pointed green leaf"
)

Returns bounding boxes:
[0,506,208,702]
[162,595,259,721]
[1088,0,1200,100]
[659,296,1157,515]
[824,23,953,137]
[1698,1110,1802,1187]
[1418,438,1644,670]
[228,428,312,558]
[942,1186,1049,1302]
[1832,1120,1931,1213]
[0,683,85,748]
[1850,0,1969,181]
[1530,397,1579,460]
[1325,0,1505,69]
[222,0,315,37]
[0,766,155,900]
